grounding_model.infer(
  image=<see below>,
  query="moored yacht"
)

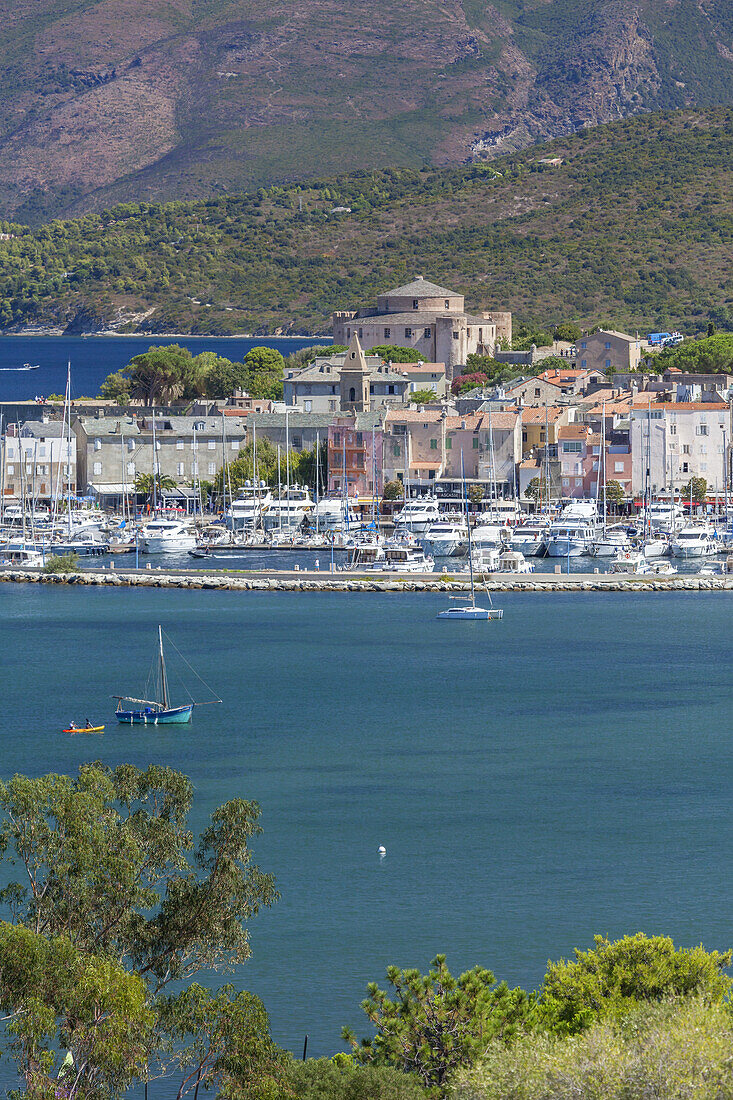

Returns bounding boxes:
[141,519,197,554]
[422,516,468,557]
[496,549,534,574]
[311,496,361,534]
[383,546,434,572]
[225,482,272,532]
[509,522,550,557]
[545,518,597,557]
[392,497,440,534]
[670,524,717,558]
[588,524,632,557]
[262,486,314,536]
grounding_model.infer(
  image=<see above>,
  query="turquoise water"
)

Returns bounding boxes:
[1,584,732,1083]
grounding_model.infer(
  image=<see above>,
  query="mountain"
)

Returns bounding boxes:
[1,0,732,221]
[1,108,732,337]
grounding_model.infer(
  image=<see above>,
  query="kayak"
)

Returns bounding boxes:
[63,725,105,734]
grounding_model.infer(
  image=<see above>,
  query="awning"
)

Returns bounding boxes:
[91,483,134,494]
[409,461,442,471]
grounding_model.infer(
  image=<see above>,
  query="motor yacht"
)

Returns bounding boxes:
[647,502,685,531]
[471,522,506,551]
[422,517,469,558]
[588,524,633,557]
[509,522,549,557]
[383,546,434,573]
[225,482,272,532]
[349,542,386,570]
[262,486,313,537]
[141,519,197,554]
[610,552,677,576]
[0,544,45,566]
[311,496,361,535]
[496,550,535,574]
[392,497,440,534]
[670,524,718,558]
[478,499,523,526]
[544,518,597,557]
[470,545,501,572]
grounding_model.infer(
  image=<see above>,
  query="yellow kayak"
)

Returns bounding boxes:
[64,725,105,734]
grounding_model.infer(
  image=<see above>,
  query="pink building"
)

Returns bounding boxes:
[558,424,632,500]
[327,414,384,498]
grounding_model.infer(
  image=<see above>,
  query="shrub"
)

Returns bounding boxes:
[286,1058,428,1100]
[42,552,80,573]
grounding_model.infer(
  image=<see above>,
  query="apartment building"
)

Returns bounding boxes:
[1,421,76,501]
[577,330,643,374]
[630,400,731,496]
[283,345,410,413]
[327,414,384,497]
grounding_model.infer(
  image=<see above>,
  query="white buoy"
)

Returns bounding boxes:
[378,845,386,856]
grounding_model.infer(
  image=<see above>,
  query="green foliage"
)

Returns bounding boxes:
[99,370,131,404]
[524,477,551,504]
[243,347,285,399]
[538,933,731,1037]
[408,389,439,404]
[453,997,733,1100]
[602,479,626,506]
[0,923,152,1099]
[134,471,177,500]
[682,477,708,504]
[41,552,80,573]
[382,479,404,501]
[123,344,198,404]
[553,323,582,343]
[369,345,426,363]
[467,485,484,504]
[657,333,733,373]
[343,954,531,1092]
[216,438,325,495]
[512,330,554,351]
[286,1058,428,1100]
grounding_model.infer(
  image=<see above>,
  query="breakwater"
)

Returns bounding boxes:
[2,568,733,592]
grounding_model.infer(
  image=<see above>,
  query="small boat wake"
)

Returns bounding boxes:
[0,363,40,371]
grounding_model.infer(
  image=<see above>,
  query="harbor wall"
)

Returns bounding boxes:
[1,568,733,593]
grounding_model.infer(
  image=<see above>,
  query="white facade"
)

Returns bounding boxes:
[1,423,76,500]
[630,402,731,496]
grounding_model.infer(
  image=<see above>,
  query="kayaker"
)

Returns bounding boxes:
[69,722,77,731]
[85,718,92,729]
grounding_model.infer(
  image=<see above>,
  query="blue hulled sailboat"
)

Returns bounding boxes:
[115,626,197,725]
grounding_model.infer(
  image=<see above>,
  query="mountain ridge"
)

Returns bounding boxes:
[1,0,732,221]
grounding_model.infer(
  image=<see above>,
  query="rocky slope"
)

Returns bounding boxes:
[0,0,731,221]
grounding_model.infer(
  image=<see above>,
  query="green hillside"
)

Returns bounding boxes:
[1,109,732,337]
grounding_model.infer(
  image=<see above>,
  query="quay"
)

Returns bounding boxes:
[1,566,732,592]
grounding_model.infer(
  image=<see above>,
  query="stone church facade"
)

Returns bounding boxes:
[332,276,512,378]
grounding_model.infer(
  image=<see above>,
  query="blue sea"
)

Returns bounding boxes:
[0,335,325,402]
[0,584,731,1093]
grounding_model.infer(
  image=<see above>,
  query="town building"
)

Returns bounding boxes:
[630,400,731,497]
[520,405,574,459]
[398,361,448,398]
[556,424,631,500]
[0,420,76,502]
[577,330,643,374]
[332,276,512,377]
[283,338,410,413]
[327,414,384,498]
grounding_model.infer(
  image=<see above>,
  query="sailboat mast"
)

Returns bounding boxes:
[462,450,476,607]
[64,363,72,538]
[158,625,170,710]
[314,430,320,535]
[151,410,158,515]
[600,401,606,530]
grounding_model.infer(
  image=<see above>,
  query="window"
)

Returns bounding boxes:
[94,438,101,452]
[195,422,205,431]
[580,341,587,349]
[329,400,336,411]
[333,433,340,446]
[534,387,541,397]
[700,462,708,471]
[387,385,395,395]
[177,462,184,476]
[614,461,625,473]
[424,327,431,338]
[430,438,437,450]
[699,444,707,454]
[349,387,356,402]
[412,299,419,310]
[5,465,13,475]
[682,462,689,473]
[444,299,450,309]
[38,446,46,457]
[446,437,452,449]
[404,328,412,338]
[522,430,528,442]
[208,462,216,475]
[696,425,708,436]
[127,461,135,476]
[575,478,582,487]
[128,439,134,451]
[682,444,690,454]
[452,331,459,340]
[93,461,102,476]
[562,477,569,486]
[192,461,198,474]
[176,439,184,450]
[384,327,390,339]
[304,400,312,413]
[604,342,611,350]
[231,440,239,450]
[292,435,302,449]
[563,441,582,453]
[605,359,611,368]
[207,440,216,450]
[393,444,400,457]
[472,437,479,449]
[669,424,677,434]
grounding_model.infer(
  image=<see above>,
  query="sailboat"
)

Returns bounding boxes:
[437,452,504,621]
[114,626,219,724]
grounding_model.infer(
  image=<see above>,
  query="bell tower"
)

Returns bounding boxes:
[339,332,371,412]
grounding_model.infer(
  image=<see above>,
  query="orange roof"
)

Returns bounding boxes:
[398,362,445,373]
[522,405,565,423]
[557,425,592,440]
[631,400,727,411]
[386,409,443,423]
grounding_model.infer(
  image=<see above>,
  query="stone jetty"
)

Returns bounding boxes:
[1,567,732,593]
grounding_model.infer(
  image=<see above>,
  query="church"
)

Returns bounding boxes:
[332,276,512,378]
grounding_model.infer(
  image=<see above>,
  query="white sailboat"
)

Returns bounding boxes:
[438,452,503,621]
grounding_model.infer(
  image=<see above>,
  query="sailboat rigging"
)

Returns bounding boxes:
[113,626,221,725]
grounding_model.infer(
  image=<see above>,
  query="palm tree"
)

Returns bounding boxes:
[134,472,177,508]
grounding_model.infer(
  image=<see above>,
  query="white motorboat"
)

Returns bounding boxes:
[478,499,523,526]
[588,524,632,557]
[392,497,441,534]
[311,496,361,534]
[609,550,647,573]
[647,502,685,531]
[545,519,597,557]
[383,546,434,573]
[225,482,272,531]
[670,524,718,558]
[509,522,549,556]
[496,550,534,574]
[638,535,669,558]
[471,522,506,551]
[423,517,469,558]
[470,546,501,572]
[141,519,197,554]
[262,486,313,536]
[349,541,386,570]
[0,545,45,566]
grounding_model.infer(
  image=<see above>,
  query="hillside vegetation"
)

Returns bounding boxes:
[1,109,732,337]
[0,0,732,220]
